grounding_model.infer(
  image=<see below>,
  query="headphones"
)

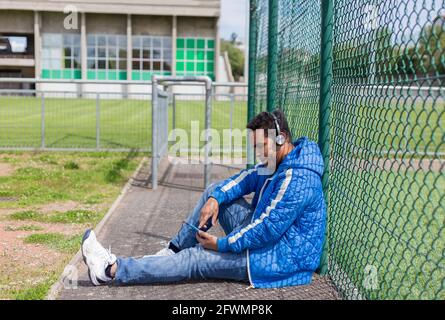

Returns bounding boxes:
[270,112,286,146]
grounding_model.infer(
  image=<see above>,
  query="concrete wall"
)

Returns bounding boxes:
[86,13,126,34]
[177,17,216,38]
[0,1,220,17]
[0,10,33,33]
[133,15,171,36]
[41,11,79,34]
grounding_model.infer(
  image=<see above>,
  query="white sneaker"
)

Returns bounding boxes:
[81,229,117,286]
[154,247,175,256]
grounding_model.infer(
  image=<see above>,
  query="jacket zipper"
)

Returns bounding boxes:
[246,176,274,289]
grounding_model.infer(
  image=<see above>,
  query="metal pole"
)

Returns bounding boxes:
[41,93,45,149]
[247,0,258,169]
[230,93,234,152]
[151,77,158,190]
[267,0,279,112]
[317,0,333,276]
[96,93,100,149]
[204,83,212,188]
[172,93,176,140]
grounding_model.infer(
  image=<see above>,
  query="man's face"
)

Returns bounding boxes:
[251,129,277,165]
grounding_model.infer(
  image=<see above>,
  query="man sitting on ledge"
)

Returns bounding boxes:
[81,109,327,289]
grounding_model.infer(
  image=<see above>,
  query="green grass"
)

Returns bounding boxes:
[24,233,82,254]
[328,166,444,299]
[14,274,59,300]
[10,209,101,224]
[0,96,248,151]
[0,151,143,300]
[0,151,141,209]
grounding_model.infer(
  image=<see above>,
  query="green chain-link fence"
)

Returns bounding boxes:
[248,0,444,299]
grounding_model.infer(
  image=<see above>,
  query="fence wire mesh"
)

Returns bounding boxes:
[251,0,444,299]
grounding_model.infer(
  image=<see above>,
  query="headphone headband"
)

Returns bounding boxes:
[270,112,285,146]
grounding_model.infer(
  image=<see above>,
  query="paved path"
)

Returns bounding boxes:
[56,158,339,300]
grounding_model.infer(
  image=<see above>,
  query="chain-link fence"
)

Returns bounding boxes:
[0,80,247,154]
[172,93,247,154]
[250,0,444,299]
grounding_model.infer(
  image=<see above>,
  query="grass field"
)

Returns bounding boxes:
[328,164,444,299]
[0,96,248,151]
[0,151,143,299]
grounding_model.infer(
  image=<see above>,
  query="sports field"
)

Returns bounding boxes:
[0,96,248,151]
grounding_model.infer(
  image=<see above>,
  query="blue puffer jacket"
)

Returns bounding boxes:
[210,137,327,288]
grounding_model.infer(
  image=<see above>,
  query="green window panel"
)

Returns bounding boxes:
[177,38,185,48]
[186,62,195,72]
[207,39,215,49]
[73,69,81,79]
[87,70,96,80]
[97,70,107,80]
[51,70,61,79]
[118,71,127,80]
[197,50,205,60]
[108,71,117,80]
[132,71,140,80]
[186,38,195,49]
[206,62,214,72]
[42,69,51,79]
[197,39,205,49]
[176,50,185,60]
[206,51,214,60]
[186,50,195,60]
[176,62,185,71]
[62,70,72,79]
[197,62,205,72]
[142,72,152,81]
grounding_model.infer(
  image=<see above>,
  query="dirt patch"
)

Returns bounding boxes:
[0,222,63,296]
[38,201,80,214]
[2,220,85,236]
[0,219,85,298]
[0,163,14,177]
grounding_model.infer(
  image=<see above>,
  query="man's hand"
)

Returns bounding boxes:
[196,231,218,251]
[199,197,219,229]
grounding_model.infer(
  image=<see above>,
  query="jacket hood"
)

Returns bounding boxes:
[278,137,324,177]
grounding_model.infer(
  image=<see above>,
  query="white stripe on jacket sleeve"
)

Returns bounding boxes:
[227,168,293,245]
[220,165,259,192]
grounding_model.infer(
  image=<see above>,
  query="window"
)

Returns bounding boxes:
[131,36,172,80]
[176,37,215,80]
[42,33,81,79]
[87,34,127,80]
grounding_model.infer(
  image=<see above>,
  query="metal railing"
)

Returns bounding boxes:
[151,75,213,189]
[0,78,247,154]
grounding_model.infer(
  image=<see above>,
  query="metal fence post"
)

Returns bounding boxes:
[267,0,279,112]
[247,0,258,169]
[172,93,176,140]
[41,93,45,149]
[317,0,334,276]
[151,77,158,190]
[204,81,212,188]
[230,93,234,153]
[96,93,100,150]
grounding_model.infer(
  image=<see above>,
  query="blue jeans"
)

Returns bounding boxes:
[114,182,253,285]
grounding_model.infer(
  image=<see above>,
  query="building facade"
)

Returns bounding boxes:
[0,0,221,90]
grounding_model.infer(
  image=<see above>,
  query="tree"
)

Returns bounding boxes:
[221,39,245,81]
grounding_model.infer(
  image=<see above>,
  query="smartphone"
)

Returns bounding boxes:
[183,220,202,233]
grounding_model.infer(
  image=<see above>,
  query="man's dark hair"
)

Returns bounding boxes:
[246,109,292,142]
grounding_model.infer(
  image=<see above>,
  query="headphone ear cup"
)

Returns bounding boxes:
[276,134,285,146]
